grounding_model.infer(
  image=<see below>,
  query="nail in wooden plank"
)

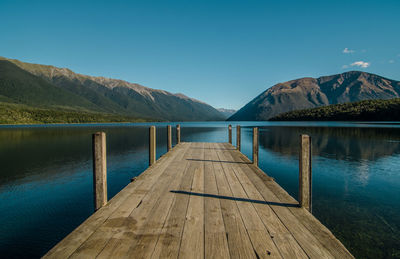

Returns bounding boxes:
[92,132,107,211]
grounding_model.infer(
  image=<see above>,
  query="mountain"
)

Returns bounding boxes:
[0,57,225,122]
[217,108,236,119]
[269,98,400,121]
[0,60,99,110]
[228,71,400,121]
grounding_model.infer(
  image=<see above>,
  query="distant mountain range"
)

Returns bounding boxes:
[0,57,225,122]
[217,108,236,118]
[229,71,400,121]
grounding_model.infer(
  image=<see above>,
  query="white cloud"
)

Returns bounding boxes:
[350,61,370,68]
[342,65,349,69]
[343,48,355,54]
[389,60,395,64]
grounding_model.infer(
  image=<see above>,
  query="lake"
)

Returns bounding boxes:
[0,121,399,258]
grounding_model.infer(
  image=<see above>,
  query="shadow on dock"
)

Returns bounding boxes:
[170,190,299,207]
[186,158,250,164]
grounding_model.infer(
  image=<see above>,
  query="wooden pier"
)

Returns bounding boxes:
[43,126,353,258]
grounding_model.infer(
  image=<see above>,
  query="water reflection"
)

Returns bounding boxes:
[258,126,400,161]
[0,123,399,258]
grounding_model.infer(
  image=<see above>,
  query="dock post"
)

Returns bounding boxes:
[253,127,259,166]
[167,125,172,151]
[236,125,241,151]
[176,124,181,144]
[149,126,156,166]
[228,125,232,144]
[299,134,312,212]
[92,132,107,211]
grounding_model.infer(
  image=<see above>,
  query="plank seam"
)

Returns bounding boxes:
[176,143,199,258]
[225,143,338,258]
[222,142,310,258]
[89,143,192,258]
[215,145,259,258]
[210,143,233,259]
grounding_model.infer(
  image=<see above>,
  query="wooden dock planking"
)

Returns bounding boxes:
[210,144,257,258]
[68,143,191,259]
[178,142,205,258]
[224,142,353,259]
[203,143,230,259]
[150,144,198,258]
[43,143,186,259]
[124,143,196,258]
[223,143,334,258]
[44,142,353,259]
[215,145,282,258]
[96,143,192,258]
[218,143,308,259]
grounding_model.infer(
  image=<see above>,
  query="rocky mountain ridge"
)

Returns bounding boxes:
[228,71,400,120]
[0,57,224,121]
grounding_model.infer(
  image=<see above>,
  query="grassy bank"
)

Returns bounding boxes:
[0,102,151,124]
[269,98,400,121]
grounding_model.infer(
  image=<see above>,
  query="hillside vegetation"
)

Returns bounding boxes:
[0,57,225,122]
[269,98,400,121]
[0,102,148,124]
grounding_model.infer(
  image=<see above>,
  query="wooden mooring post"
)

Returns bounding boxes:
[176,124,181,144]
[228,124,232,144]
[236,125,241,151]
[167,125,172,151]
[149,126,156,166]
[253,127,259,166]
[299,134,312,212]
[92,132,107,211]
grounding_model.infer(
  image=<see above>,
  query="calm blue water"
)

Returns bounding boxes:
[0,121,399,258]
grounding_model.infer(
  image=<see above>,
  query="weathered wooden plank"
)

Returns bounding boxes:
[68,143,191,259]
[94,143,192,258]
[222,143,335,258]
[125,142,203,258]
[203,143,230,259]
[216,144,282,259]
[150,144,198,258]
[42,143,185,259]
[210,144,257,258]
[178,143,205,259]
[266,181,354,259]
[220,143,308,259]
[224,143,353,259]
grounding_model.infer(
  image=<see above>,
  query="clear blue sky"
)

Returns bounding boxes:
[1,0,399,109]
